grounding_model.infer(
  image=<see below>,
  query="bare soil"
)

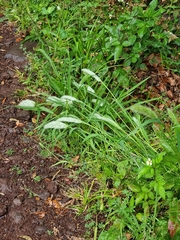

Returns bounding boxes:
[0,20,86,240]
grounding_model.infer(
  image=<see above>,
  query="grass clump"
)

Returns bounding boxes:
[2,0,180,239]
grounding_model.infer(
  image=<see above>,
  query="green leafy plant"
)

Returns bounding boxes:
[32,175,41,182]
[5,148,15,156]
[3,0,180,238]
[11,165,22,175]
[102,0,179,73]
[24,187,38,198]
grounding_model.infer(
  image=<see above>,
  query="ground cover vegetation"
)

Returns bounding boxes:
[1,0,180,239]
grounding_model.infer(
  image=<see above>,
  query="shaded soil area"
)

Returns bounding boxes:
[0,20,86,240]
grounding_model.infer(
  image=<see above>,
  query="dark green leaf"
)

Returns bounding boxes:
[128,183,141,193]
[114,45,123,62]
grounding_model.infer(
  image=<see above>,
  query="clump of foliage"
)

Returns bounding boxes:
[2,0,180,239]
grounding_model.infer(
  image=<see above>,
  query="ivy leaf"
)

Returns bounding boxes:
[154,152,166,164]
[135,192,144,205]
[138,166,150,179]
[136,212,146,222]
[127,184,141,193]
[122,35,136,47]
[149,0,158,10]
[158,184,166,199]
[114,45,123,63]
[138,26,146,38]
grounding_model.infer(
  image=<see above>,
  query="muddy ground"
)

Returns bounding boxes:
[0,20,87,240]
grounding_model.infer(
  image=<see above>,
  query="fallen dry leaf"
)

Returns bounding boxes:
[52,199,61,209]
[54,146,62,154]
[165,31,178,42]
[35,196,40,201]
[44,178,51,183]
[9,118,24,127]
[125,232,132,240]
[166,77,176,86]
[2,97,6,105]
[31,173,37,179]
[19,236,32,240]
[156,83,166,92]
[53,226,59,236]
[15,37,23,42]
[63,177,72,185]
[168,219,176,237]
[158,104,165,110]
[16,120,24,127]
[33,211,46,218]
[167,90,173,99]
[72,155,80,163]
[147,53,161,67]
[31,117,37,124]
[46,197,61,209]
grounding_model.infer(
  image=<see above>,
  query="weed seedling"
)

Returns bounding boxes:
[32,175,41,182]
[5,148,14,156]
[11,165,22,175]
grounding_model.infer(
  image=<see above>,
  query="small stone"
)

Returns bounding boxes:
[5,43,26,62]
[1,72,10,79]
[16,109,31,121]
[23,41,37,52]
[35,225,47,235]
[9,210,24,224]
[13,198,22,206]
[167,90,173,99]
[0,204,7,217]
[8,128,16,133]
[9,156,21,163]
[4,37,14,46]
[67,222,76,232]
[38,191,50,200]
[46,181,58,194]
[7,69,15,78]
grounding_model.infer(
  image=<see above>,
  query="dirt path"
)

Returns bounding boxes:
[0,20,86,240]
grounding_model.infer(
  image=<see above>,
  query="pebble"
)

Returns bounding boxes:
[23,41,37,52]
[7,69,15,78]
[13,197,22,206]
[16,109,31,121]
[4,38,14,46]
[5,43,26,62]
[46,181,58,194]
[1,72,10,79]
[9,210,24,224]
[35,225,47,235]
[9,155,21,163]
[38,191,50,200]
[4,41,37,64]
[8,127,16,133]
[67,222,76,232]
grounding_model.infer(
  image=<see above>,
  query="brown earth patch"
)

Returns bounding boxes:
[0,19,87,240]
